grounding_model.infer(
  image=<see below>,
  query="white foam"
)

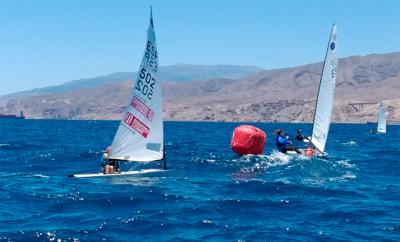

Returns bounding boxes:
[342,141,358,146]
[336,159,356,169]
[265,150,292,165]
[239,154,259,163]
[296,154,312,161]
[202,219,213,224]
[234,151,293,179]
[31,174,50,178]
[328,172,357,182]
[274,177,291,184]
[0,173,50,179]
[0,172,19,178]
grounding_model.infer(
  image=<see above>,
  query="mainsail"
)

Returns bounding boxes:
[109,9,163,162]
[310,24,338,153]
[377,102,386,133]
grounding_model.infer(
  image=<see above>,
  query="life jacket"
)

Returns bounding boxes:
[100,153,109,167]
[276,135,288,151]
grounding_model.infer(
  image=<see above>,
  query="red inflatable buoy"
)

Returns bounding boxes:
[230,125,267,155]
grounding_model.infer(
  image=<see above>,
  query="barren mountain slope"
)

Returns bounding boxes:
[1,52,399,122]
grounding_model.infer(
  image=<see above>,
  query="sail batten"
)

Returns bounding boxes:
[109,10,163,162]
[311,25,338,153]
[377,102,386,133]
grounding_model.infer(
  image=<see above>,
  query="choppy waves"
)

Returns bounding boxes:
[0,120,399,241]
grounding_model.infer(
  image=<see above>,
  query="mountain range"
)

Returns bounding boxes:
[0,64,261,104]
[1,52,399,123]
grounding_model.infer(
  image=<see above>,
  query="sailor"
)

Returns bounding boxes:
[101,146,120,174]
[100,147,110,174]
[274,129,301,154]
[296,129,307,142]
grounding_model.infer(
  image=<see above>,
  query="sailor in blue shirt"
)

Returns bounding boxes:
[275,129,301,154]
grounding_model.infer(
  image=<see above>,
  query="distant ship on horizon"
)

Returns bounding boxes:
[0,110,26,119]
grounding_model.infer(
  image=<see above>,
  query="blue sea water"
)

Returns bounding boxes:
[0,119,399,241]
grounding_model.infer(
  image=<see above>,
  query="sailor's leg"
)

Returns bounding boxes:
[105,165,112,174]
[286,145,302,154]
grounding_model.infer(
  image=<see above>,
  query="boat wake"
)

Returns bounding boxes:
[231,151,357,185]
[109,176,162,186]
[0,172,49,179]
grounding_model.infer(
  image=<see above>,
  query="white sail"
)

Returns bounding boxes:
[377,102,386,133]
[109,9,163,162]
[311,25,338,153]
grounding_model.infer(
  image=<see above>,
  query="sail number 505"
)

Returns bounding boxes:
[135,68,155,100]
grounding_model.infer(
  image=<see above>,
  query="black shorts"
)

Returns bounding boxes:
[283,145,298,153]
[108,160,120,171]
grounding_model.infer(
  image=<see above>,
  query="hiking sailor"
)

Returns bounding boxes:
[274,129,301,154]
[296,129,308,142]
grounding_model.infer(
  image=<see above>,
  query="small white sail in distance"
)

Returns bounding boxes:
[377,102,386,133]
[310,24,338,153]
[109,8,164,162]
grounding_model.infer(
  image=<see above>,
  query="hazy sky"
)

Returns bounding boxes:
[0,0,399,95]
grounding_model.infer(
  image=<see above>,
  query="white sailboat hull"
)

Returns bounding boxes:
[287,149,329,160]
[69,168,168,178]
[287,149,326,157]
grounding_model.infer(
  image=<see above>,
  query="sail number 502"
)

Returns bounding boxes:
[135,68,155,100]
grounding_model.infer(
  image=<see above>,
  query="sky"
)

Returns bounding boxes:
[0,0,399,95]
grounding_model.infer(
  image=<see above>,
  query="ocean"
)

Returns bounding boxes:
[0,119,399,241]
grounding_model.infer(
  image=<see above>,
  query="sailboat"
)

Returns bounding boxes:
[289,24,338,156]
[377,102,386,134]
[70,9,168,178]
[308,24,338,155]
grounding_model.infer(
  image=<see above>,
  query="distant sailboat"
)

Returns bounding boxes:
[377,102,386,134]
[70,8,167,178]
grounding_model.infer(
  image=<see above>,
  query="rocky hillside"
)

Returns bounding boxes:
[1,52,399,123]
